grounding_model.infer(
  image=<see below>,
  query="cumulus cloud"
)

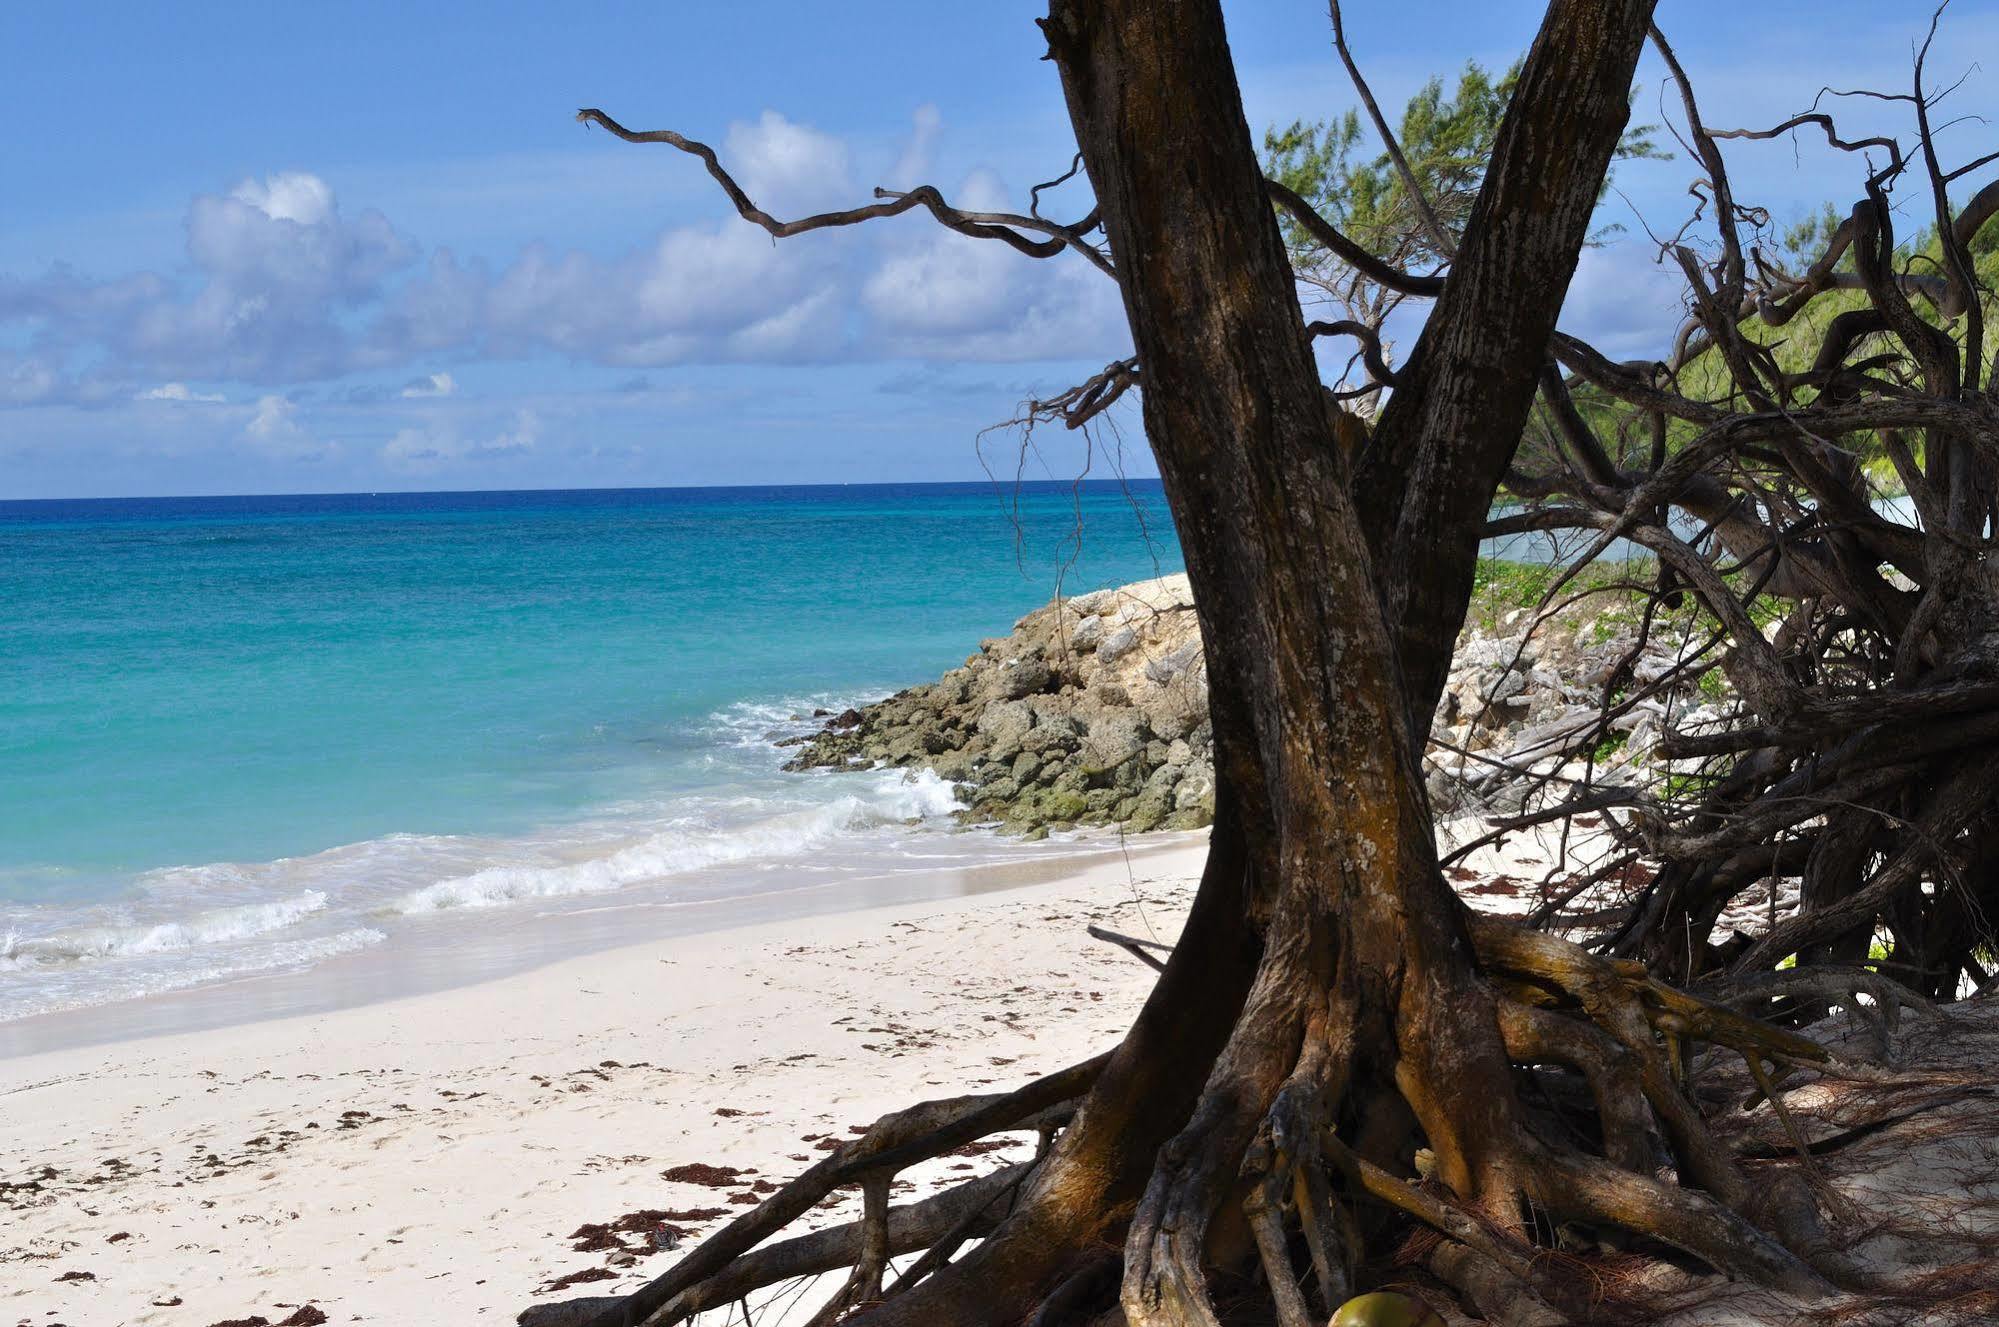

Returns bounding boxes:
[1,353,63,407]
[243,394,334,461]
[888,104,944,189]
[724,110,854,217]
[861,169,1127,361]
[1558,244,1690,362]
[3,171,414,391]
[1,109,1134,415]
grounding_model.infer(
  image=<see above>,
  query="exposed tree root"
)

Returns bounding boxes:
[518,916,1956,1327]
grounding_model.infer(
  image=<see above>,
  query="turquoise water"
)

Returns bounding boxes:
[0,483,1181,1021]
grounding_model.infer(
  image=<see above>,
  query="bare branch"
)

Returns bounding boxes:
[1264,178,1447,298]
[575,108,1117,279]
[1327,0,1458,259]
[1306,319,1401,389]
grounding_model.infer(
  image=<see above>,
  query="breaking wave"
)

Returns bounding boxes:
[392,769,962,913]
[1,890,329,966]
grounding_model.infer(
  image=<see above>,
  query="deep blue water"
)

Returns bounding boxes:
[0,482,1181,1019]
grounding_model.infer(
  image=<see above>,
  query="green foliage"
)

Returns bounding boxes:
[1465,557,1647,634]
[1262,60,1664,335]
[1263,63,1511,287]
[1781,202,1846,266]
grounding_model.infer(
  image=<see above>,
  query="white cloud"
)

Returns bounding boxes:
[861,168,1126,361]
[381,409,538,471]
[1558,243,1692,362]
[229,172,336,225]
[243,394,333,461]
[0,171,413,390]
[723,111,854,218]
[138,382,225,402]
[1,354,61,406]
[889,104,943,189]
[399,371,457,398]
[0,109,1134,407]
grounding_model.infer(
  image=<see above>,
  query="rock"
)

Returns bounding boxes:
[975,776,1020,808]
[1141,637,1203,685]
[988,656,1054,701]
[1080,711,1150,772]
[1018,712,1081,755]
[1139,686,1205,741]
[1096,625,1141,663]
[773,567,1732,837]
[976,700,1036,753]
[1042,789,1089,822]
[1173,763,1215,814]
[930,748,978,782]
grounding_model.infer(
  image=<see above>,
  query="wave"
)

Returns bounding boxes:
[702,692,885,750]
[1,889,330,967]
[1,694,979,1024]
[390,769,962,913]
[0,927,387,1023]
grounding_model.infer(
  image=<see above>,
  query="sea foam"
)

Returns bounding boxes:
[1,889,330,966]
[390,769,963,913]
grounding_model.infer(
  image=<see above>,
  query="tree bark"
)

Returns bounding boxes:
[1361,0,1658,725]
[553,5,1904,1324]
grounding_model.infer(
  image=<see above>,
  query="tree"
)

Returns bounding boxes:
[1262,55,1662,405]
[538,3,1985,1324]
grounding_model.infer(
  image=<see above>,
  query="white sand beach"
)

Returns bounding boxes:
[3,840,1210,1325]
[9,822,1997,1327]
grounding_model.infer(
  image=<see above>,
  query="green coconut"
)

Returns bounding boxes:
[1328,1290,1447,1327]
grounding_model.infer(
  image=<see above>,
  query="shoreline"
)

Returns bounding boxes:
[2,838,1210,1325]
[0,829,1203,1061]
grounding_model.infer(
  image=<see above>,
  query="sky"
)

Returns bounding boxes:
[2,0,1994,499]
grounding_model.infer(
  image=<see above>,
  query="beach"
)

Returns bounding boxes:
[3,838,1208,1325]
[11,820,1998,1327]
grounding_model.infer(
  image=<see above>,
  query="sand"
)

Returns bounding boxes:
[9,825,1996,1327]
[3,841,1208,1325]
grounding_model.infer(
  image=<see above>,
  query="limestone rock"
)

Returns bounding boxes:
[779,568,1735,837]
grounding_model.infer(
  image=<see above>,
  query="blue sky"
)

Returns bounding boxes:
[3,0,1993,498]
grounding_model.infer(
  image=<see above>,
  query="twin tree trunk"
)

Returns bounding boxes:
[557,4,1910,1323]
[838,2,1659,1324]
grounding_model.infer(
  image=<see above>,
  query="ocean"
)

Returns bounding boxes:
[0,482,1182,1031]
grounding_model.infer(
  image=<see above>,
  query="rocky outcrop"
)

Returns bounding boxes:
[783,576,1213,836]
[783,573,1736,835]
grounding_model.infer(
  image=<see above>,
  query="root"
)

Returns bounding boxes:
[546,1055,1107,1327]
[534,915,1956,1327]
[1700,965,1943,1064]
[1119,916,1325,1327]
[654,1165,1030,1326]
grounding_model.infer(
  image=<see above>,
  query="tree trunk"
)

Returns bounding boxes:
[847,3,1668,1324]
[558,6,1877,1324]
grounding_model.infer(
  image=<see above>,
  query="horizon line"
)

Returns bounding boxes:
[0,475,1168,507]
